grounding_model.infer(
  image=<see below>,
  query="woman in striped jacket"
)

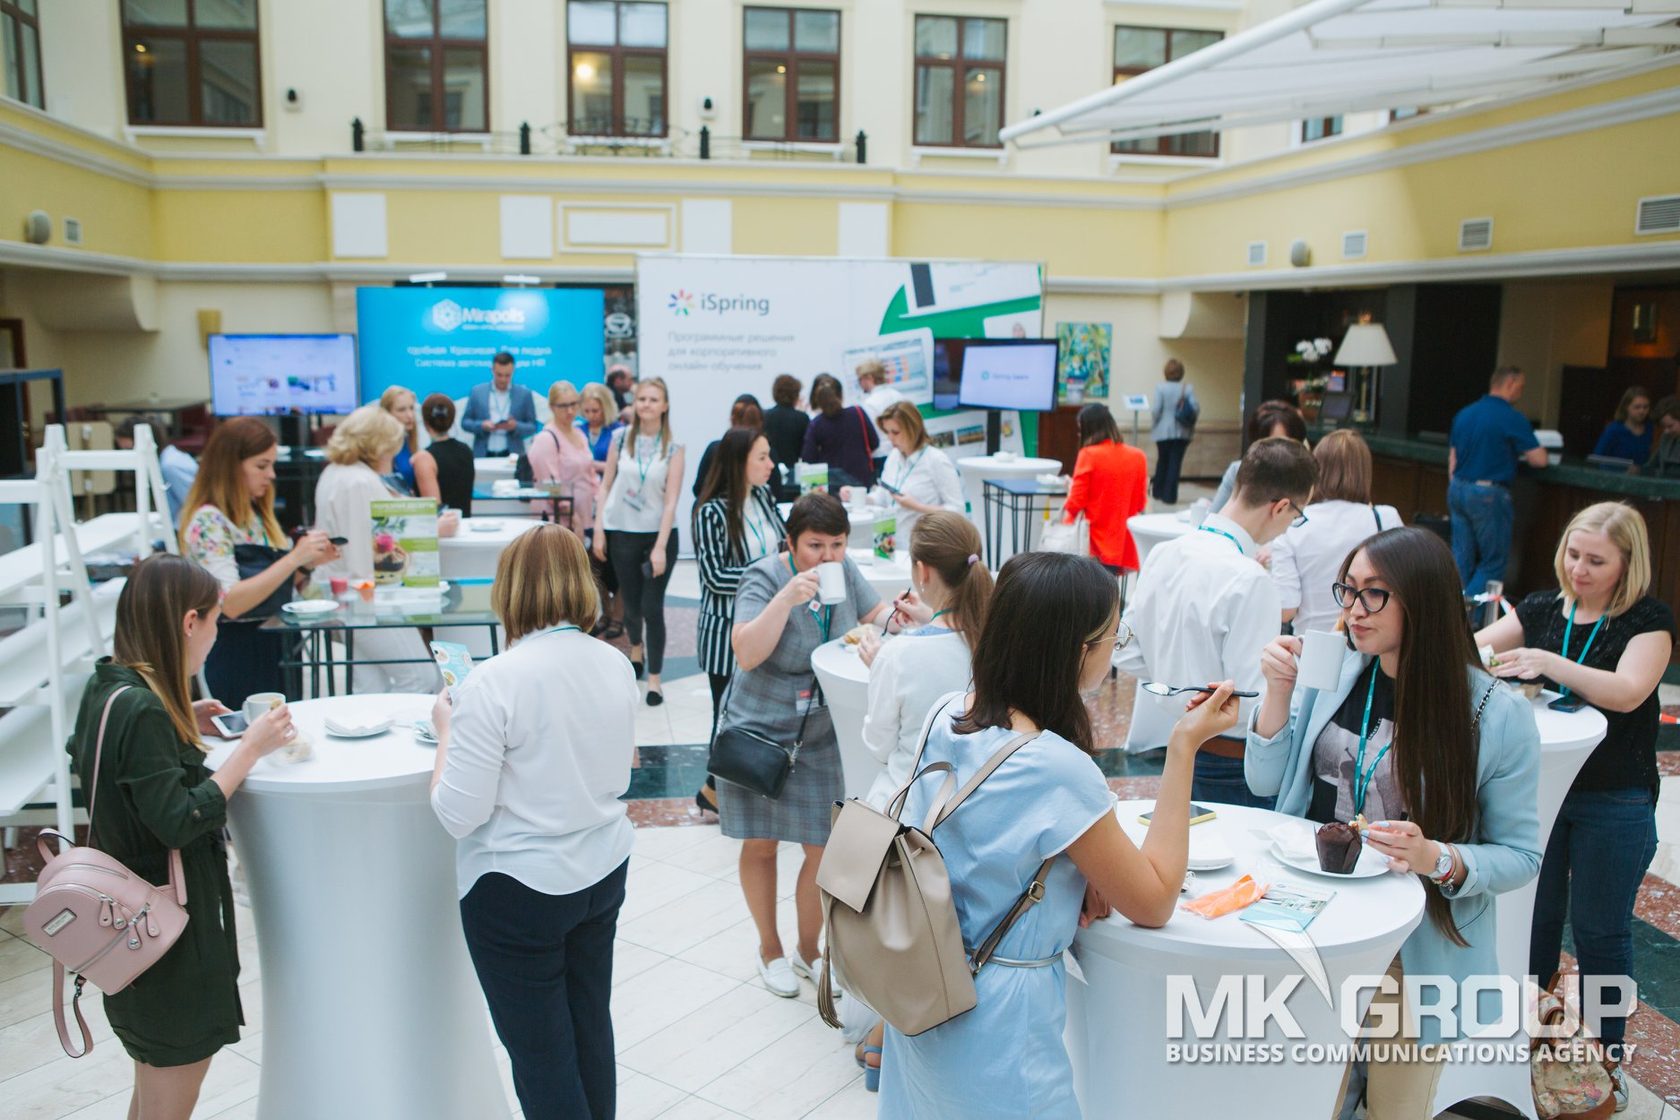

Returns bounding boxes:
[694,426,786,814]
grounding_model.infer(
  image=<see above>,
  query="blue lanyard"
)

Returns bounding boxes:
[1197,525,1244,555]
[540,624,581,638]
[1558,603,1606,700]
[787,553,833,641]
[1352,667,1391,818]
[893,449,925,490]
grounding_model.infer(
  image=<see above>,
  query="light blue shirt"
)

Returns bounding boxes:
[159,445,197,525]
[880,698,1115,1119]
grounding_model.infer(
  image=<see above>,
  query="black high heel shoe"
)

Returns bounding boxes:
[695,782,718,815]
[631,658,645,680]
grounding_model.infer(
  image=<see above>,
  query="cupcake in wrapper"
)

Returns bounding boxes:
[1315,820,1363,874]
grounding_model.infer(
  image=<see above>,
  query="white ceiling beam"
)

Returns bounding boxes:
[1312,28,1680,46]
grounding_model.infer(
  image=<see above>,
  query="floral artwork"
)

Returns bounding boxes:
[1056,322,1110,401]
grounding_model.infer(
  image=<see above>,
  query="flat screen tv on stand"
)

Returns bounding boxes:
[208,334,360,445]
[956,339,1059,455]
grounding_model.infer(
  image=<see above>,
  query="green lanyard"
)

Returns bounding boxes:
[630,431,660,490]
[1558,603,1606,701]
[743,501,774,558]
[787,553,833,641]
[893,449,925,490]
[540,624,581,639]
[928,608,951,624]
[1352,667,1391,818]
[1197,525,1244,554]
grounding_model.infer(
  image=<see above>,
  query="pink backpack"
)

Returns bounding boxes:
[21,686,190,1058]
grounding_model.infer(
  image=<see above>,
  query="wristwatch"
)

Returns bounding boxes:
[1429,844,1454,883]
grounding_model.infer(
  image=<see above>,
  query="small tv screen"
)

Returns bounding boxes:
[932,339,966,410]
[209,334,360,417]
[957,340,1058,413]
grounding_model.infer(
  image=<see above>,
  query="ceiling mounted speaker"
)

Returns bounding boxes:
[23,210,50,245]
[1289,239,1312,268]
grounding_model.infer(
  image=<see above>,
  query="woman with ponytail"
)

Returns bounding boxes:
[850,511,995,1087]
[1248,527,1541,1117]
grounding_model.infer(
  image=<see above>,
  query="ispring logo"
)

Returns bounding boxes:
[669,290,770,317]
[430,299,528,332]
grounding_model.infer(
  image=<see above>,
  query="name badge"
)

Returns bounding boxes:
[622,489,646,513]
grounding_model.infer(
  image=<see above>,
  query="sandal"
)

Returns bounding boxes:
[854,1043,882,1093]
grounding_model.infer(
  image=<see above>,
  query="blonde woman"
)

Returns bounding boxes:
[430,524,635,1120]
[1475,502,1673,1106]
[67,555,295,1120]
[378,385,421,493]
[525,381,597,535]
[180,417,338,708]
[314,405,456,692]
[578,382,623,476]
[594,377,684,705]
[841,402,964,538]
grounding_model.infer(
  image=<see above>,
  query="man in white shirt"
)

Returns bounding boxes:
[856,359,906,477]
[462,352,539,457]
[1117,437,1317,806]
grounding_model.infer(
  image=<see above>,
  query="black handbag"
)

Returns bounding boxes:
[709,676,822,800]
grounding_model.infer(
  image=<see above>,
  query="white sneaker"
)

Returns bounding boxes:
[757,954,799,998]
[1610,1063,1628,1113]
[789,951,819,982]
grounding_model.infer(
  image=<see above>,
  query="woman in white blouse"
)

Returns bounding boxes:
[593,376,685,705]
[841,401,965,536]
[314,405,457,692]
[430,524,636,1120]
[851,511,994,1085]
[1270,429,1402,636]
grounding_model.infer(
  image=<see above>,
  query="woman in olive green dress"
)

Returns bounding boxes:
[66,555,295,1119]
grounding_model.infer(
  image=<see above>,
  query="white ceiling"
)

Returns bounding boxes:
[1000,0,1680,148]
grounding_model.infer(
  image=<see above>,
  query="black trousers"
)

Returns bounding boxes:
[605,529,678,674]
[708,671,730,741]
[459,863,629,1120]
[1152,438,1190,505]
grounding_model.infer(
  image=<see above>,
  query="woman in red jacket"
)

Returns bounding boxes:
[1063,403,1149,574]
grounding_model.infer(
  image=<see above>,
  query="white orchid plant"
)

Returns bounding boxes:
[1290,338,1334,364]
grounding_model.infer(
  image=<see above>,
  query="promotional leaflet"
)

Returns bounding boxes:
[873,514,896,562]
[369,498,440,587]
[796,463,829,495]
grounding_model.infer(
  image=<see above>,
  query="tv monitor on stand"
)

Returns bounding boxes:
[208,334,360,443]
[956,339,1059,455]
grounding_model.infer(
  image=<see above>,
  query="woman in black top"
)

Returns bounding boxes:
[763,374,809,500]
[801,373,878,490]
[413,392,476,517]
[1476,501,1673,1101]
[67,555,296,1116]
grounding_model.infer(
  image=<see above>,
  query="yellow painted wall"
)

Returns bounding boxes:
[1496,280,1615,429]
[728,196,842,256]
[152,190,327,262]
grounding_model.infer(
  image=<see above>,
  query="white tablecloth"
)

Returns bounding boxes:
[207,695,507,1120]
[1430,690,1606,1118]
[810,638,877,802]
[434,518,544,656]
[955,455,1062,522]
[847,548,914,603]
[1127,511,1194,566]
[1069,800,1426,1120]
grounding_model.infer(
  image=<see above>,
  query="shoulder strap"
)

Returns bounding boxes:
[84,685,131,851]
[928,729,1041,832]
[52,968,93,1058]
[1471,679,1498,734]
[1372,504,1382,531]
[885,695,963,820]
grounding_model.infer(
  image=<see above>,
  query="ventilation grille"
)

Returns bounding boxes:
[1246,241,1267,266]
[1458,217,1493,252]
[63,217,82,245]
[1341,230,1368,259]
[1636,195,1680,236]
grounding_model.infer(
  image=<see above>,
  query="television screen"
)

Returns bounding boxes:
[957,340,1059,412]
[209,334,360,416]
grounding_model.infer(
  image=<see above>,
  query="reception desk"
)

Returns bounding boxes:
[1360,433,1680,661]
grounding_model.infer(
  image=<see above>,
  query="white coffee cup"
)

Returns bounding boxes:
[1189,498,1211,527]
[815,561,847,606]
[1297,630,1345,692]
[243,692,285,726]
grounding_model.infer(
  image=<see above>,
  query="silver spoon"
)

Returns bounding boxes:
[1141,682,1259,699]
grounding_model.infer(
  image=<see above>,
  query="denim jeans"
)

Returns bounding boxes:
[1528,787,1658,1048]
[1191,750,1273,810]
[1447,478,1514,595]
[460,863,629,1120]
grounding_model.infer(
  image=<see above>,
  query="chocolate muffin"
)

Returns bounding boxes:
[1315,820,1363,874]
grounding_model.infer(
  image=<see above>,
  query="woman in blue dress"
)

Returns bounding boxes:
[880,552,1240,1118]
[379,385,419,493]
[1592,386,1653,464]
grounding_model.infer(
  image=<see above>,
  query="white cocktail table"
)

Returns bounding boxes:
[809,638,879,802]
[1126,511,1194,566]
[208,695,507,1120]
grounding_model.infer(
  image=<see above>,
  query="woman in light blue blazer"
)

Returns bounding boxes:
[1246,526,1540,1119]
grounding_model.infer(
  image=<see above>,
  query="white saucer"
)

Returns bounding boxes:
[1271,840,1390,879]
[469,520,500,533]
[282,600,339,616]
[323,718,393,739]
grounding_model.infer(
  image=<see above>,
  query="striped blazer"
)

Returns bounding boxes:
[694,485,786,676]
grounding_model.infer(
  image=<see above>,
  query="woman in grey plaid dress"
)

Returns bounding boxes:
[719,493,890,997]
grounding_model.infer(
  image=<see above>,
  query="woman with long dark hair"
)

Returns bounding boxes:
[692,425,785,813]
[879,552,1238,1116]
[1476,501,1672,1108]
[67,555,296,1119]
[180,417,339,707]
[1061,403,1148,574]
[1250,527,1541,1117]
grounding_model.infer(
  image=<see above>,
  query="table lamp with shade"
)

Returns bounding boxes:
[1334,323,1397,426]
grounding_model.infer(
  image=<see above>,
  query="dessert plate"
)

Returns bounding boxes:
[323,717,393,738]
[282,600,338,616]
[1270,840,1390,879]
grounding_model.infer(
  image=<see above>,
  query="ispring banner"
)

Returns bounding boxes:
[636,254,1043,534]
[355,286,605,404]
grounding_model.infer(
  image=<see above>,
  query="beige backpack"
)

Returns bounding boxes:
[816,701,1053,1036]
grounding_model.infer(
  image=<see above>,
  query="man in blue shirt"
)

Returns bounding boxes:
[116,415,198,525]
[1447,365,1549,594]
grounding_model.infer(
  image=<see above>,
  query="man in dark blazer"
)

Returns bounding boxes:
[461,352,539,457]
